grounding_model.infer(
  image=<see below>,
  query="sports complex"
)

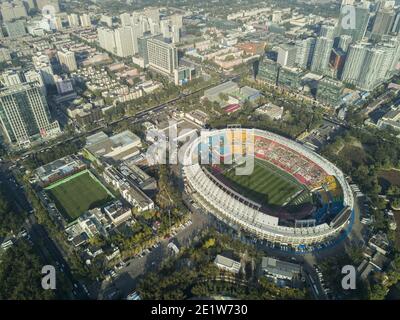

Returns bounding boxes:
[45,169,114,222]
[182,128,354,246]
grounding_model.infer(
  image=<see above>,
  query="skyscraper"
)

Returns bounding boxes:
[98,27,116,54]
[338,35,353,52]
[4,20,26,38]
[58,50,77,72]
[341,43,368,85]
[310,37,334,75]
[295,38,316,69]
[115,27,135,57]
[320,25,336,39]
[277,44,297,67]
[147,38,178,76]
[0,82,60,146]
[371,9,396,39]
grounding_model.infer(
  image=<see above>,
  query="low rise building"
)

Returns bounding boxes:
[84,130,142,162]
[261,257,302,281]
[214,254,241,274]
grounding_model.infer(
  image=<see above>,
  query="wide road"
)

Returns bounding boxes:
[98,210,212,299]
[0,161,88,299]
[14,76,240,162]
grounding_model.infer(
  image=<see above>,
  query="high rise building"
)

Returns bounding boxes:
[371,9,396,39]
[80,13,91,28]
[120,13,131,26]
[24,69,46,95]
[4,20,26,38]
[336,5,370,42]
[160,19,170,38]
[68,13,80,28]
[171,25,180,44]
[144,8,160,24]
[316,77,344,106]
[338,35,353,52]
[54,16,63,31]
[295,38,316,69]
[32,53,55,86]
[320,25,336,39]
[277,44,297,67]
[391,11,400,34]
[310,37,334,75]
[0,1,27,21]
[1,70,22,87]
[58,50,77,72]
[257,59,280,85]
[98,27,116,55]
[342,42,395,90]
[0,82,60,146]
[115,27,135,57]
[147,38,178,76]
[341,43,368,85]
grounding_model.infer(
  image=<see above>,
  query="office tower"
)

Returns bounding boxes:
[24,69,46,95]
[371,9,396,39]
[68,13,80,28]
[0,1,27,21]
[310,37,334,75]
[147,38,178,75]
[98,27,116,54]
[138,34,156,65]
[4,20,26,38]
[258,59,280,85]
[32,53,55,86]
[336,5,370,42]
[316,77,345,106]
[338,35,353,52]
[0,82,60,146]
[120,13,131,26]
[1,70,22,87]
[277,44,297,67]
[80,13,92,28]
[320,25,336,39]
[115,27,135,57]
[58,50,77,72]
[341,43,368,85]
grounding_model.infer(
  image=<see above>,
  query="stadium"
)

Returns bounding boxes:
[182,128,354,246]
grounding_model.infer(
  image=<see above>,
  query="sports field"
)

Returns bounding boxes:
[46,171,113,221]
[220,159,311,207]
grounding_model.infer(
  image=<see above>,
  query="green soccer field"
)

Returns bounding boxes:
[46,171,113,221]
[220,159,311,207]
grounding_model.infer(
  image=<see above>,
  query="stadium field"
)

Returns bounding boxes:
[46,171,113,221]
[220,158,311,207]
